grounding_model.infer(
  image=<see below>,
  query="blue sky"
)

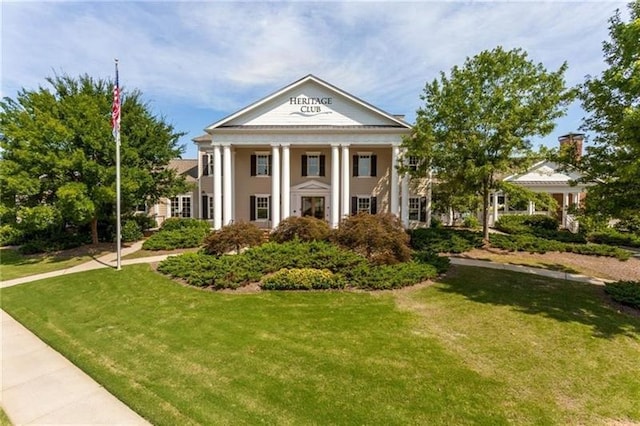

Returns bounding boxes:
[2,1,628,159]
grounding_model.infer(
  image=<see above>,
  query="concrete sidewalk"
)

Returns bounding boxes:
[1,310,150,425]
[1,242,168,425]
[449,257,613,285]
[1,241,176,288]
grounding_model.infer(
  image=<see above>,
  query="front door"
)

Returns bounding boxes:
[301,196,325,220]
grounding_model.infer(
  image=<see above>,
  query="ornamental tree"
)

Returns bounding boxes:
[403,46,575,242]
[0,74,189,244]
[573,1,640,221]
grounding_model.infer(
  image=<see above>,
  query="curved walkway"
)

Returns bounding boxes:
[0,248,611,425]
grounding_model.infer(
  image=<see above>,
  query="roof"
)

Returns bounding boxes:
[503,160,587,187]
[203,74,412,132]
[168,158,198,182]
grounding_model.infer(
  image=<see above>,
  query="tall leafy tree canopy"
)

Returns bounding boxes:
[0,74,188,243]
[576,1,640,220]
[404,46,574,241]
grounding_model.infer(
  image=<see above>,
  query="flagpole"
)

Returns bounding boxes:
[115,59,122,271]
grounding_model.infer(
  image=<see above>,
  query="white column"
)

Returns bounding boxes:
[341,144,350,217]
[232,150,236,220]
[401,174,409,228]
[281,144,290,222]
[331,144,340,227]
[527,200,534,215]
[223,144,232,225]
[213,144,222,230]
[390,146,400,216]
[271,144,280,229]
[562,192,569,228]
[493,192,499,226]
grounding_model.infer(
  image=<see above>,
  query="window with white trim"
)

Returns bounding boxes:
[170,195,191,218]
[357,197,371,214]
[408,197,420,221]
[408,156,420,171]
[307,154,320,176]
[256,196,270,220]
[358,155,371,177]
[256,154,270,176]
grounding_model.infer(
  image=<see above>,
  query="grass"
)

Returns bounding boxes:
[2,265,640,424]
[0,247,109,281]
[0,407,12,426]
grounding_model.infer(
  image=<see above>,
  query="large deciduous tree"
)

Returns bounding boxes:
[0,74,188,244]
[575,1,640,221]
[403,47,574,242]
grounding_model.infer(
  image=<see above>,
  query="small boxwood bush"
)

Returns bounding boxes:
[261,268,345,290]
[270,216,332,243]
[605,281,640,309]
[121,220,144,243]
[204,221,264,255]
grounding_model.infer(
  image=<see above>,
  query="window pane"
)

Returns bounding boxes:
[307,155,319,176]
[170,197,179,216]
[357,197,370,213]
[182,196,191,218]
[409,197,420,221]
[256,196,269,220]
[358,155,370,177]
[257,155,269,176]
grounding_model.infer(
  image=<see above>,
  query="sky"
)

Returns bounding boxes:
[1,0,630,159]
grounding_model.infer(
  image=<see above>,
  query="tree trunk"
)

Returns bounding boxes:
[482,184,490,245]
[91,217,99,245]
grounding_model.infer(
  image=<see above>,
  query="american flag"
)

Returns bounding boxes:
[111,60,121,139]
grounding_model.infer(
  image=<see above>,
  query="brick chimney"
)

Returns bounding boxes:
[558,132,584,161]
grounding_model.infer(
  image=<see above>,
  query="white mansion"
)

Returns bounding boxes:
[151,75,588,231]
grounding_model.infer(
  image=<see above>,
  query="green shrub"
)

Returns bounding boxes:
[347,262,438,290]
[615,215,640,233]
[131,215,158,231]
[142,227,209,250]
[0,224,23,246]
[463,215,480,229]
[409,228,483,253]
[270,216,332,243]
[18,233,91,254]
[160,218,211,232]
[588,229,640,248]
[261,268,345,290]
[495,214,558,234]
[243,240,368,274]
[605,281,640,309]
[412,250,451,274]
[121,220,143,243]
[333,213,411,264]
[204,221,264,255]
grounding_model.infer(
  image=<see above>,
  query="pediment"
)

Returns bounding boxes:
[291,180,331,191]
[504,161,584,184]
[206,75,410,129]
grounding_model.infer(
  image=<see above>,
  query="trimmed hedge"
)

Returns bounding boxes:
[261,268,345,290]
[605,281,640,309]
[495,214,558,234]
[160,218,211,232]
[346,262,438,290]
[588,230,640,248]
[142,227,209,250]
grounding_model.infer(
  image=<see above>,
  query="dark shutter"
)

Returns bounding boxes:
[250,196,256,221]
[301,155,308,177]
[203,155,210,176]
[250,155,256,176]
[319,155,326,177]
[202,195,209,219]
[419,197,427,222]
[268,196,272,220]
[268,155,273,176]
[352,155,358,177]
[371,155,377,177]
[351,196,357,215]
[371,197,377,214]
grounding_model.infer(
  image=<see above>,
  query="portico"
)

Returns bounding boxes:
[193,75,414,230]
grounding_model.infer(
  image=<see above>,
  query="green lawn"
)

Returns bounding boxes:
[0,247,108,281]
[1,265,639,425]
